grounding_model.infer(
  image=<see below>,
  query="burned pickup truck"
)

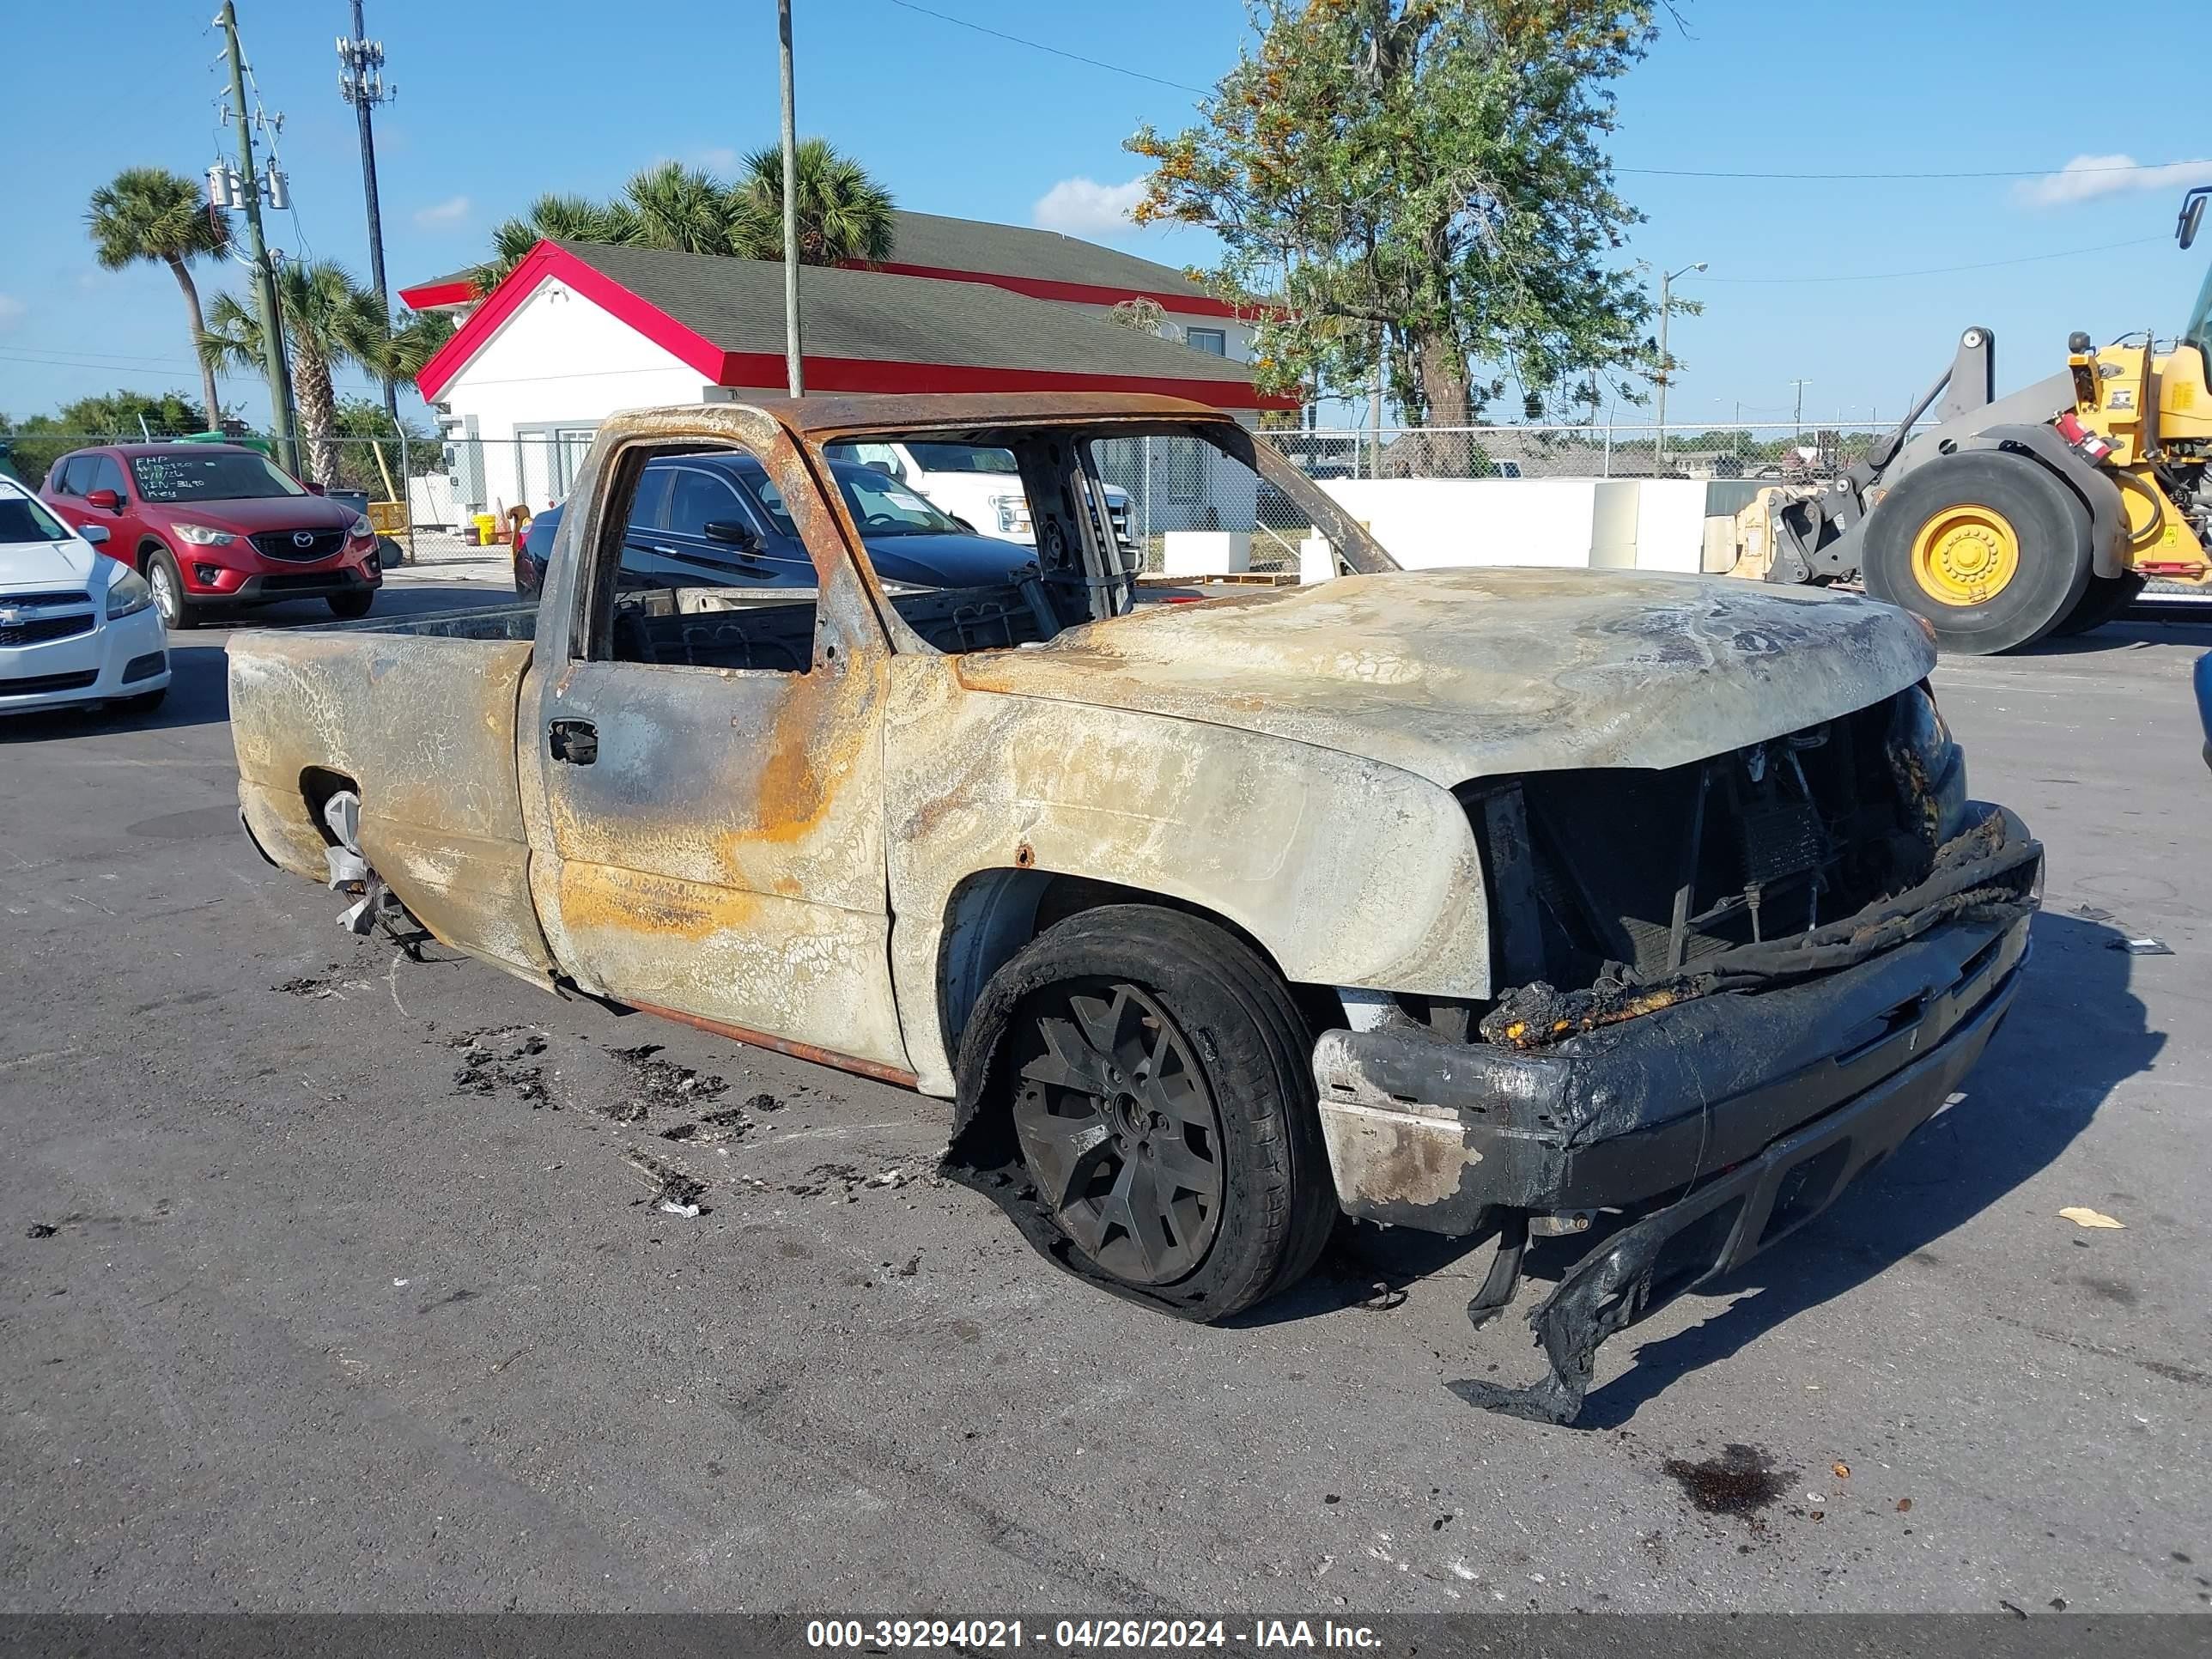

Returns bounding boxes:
[228,393,2040,1421]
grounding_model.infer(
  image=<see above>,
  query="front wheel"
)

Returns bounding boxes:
[326,590,375,620]
[143,547,197,631]
[963,904,1336,1322]
[1860,451,2093,653]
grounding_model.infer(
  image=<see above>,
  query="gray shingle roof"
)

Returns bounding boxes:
[551,240,1255,390]
[884,210,1211,301]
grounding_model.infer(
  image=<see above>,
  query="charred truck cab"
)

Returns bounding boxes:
[225,392,2039,1425]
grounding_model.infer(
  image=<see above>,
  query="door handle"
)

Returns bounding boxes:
[548,718,598,765]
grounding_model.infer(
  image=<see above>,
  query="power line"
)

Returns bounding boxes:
[1690,234,2164,285]
[880,0,1209,94]
[1623,159,2212,181]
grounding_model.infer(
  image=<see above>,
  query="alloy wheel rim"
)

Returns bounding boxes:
[149,562,177,624]
[1011,980,1224,1285]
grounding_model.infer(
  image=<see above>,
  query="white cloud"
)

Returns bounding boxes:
[2015,153,2212,208]
[412,195,471,228]
[0,293,22,331]
[1032,175,1148,236]
[695,147,739,173]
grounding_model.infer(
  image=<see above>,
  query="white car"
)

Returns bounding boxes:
[0,477,169,715]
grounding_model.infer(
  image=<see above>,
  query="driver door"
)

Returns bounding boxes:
[521,417,910,1078]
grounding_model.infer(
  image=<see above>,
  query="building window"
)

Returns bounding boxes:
[1185,327,1226,356]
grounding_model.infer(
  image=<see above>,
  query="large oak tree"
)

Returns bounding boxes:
[1128,0,1670,433]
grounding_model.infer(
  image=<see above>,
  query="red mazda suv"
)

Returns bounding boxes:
[40,444,382,628]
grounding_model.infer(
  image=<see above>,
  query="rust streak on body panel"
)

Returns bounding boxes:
[631,1000,919,1089]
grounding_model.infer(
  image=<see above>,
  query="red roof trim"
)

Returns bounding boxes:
[398,277,478,310]
[416,239,1296,410]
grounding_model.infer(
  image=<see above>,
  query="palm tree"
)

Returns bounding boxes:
[475,191,639,293]
[468,141,896,293]
[200,260,388,485]
[726,138,896,265]
[86,167,231,430]
[622,162,736,256]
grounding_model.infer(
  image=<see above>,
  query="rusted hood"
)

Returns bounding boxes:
[955,568,1935,784]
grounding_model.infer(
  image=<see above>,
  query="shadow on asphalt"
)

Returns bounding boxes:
[0,642,231,741]
[1250,912,2157,1426]
[2012,613,2212,658]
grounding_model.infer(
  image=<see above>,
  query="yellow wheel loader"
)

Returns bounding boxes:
[1726,188,2212,653]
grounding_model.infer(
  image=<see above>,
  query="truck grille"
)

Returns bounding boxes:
[1464,695,1925,993]
[250,527,346,562]
[0,612,94,648]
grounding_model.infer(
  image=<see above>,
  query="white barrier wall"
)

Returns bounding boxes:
[1319,477,1715,574]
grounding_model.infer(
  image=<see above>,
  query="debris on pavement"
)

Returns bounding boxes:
[1832,1462,1851,1480]
[2112,936,2173,956]
[625,1148,708,1212]
[2059,1206,2127,1230]
[26,1223,58,1239]
[657,1200,702,1218]
[1662,1445,1793,1516]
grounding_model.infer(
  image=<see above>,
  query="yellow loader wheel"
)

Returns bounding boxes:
[1862,451,2093,654]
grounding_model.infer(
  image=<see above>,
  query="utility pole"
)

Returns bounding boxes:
[216,0,299,476]
[778,0,803,398]
[1653,260,1705,478]
[337,1,398,427]
[1789,377,1811,441]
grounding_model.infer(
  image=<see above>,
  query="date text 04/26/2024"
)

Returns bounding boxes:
[804,1620,1382,1650]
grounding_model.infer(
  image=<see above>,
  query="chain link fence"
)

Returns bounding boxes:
[7,421,1893,576]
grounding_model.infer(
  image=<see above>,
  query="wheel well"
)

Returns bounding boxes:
[137,538,170,572]
[299,767,359,846]
[935,868,1346,1061]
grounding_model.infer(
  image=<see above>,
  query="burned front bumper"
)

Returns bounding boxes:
[1310,818,2039,1422]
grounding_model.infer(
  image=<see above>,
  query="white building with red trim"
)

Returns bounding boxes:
[403,215,1279,522]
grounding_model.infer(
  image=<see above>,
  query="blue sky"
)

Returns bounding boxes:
[3,0,2208,434]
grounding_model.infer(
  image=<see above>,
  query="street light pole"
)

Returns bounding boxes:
[1653,260,1705,477]
[216,0,299,476]
[778,0,803,398]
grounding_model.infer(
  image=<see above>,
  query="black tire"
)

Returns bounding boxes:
[326,590,374,620]
[1860,451,2093,654]
[972,904,1335,1322]
[118,686,167,714]
[2048,572,2147,638]
[143,545,197,631]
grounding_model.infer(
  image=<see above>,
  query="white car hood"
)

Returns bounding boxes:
[0,538,97,592]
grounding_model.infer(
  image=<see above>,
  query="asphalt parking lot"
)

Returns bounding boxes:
[3,586,2208,1615]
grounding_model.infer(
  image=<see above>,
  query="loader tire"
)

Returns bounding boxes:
[1861,452,2092,654]
[2049,572,2146,638]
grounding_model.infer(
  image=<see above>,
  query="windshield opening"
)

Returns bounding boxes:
[130,452,305,504]
[0,492,72,544]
